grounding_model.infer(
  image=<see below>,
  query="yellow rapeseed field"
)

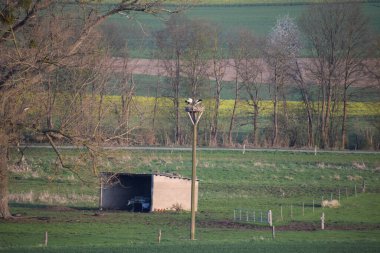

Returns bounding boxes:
[105,96,380,117]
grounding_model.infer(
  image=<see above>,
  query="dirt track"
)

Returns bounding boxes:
[108,57,379,87]
[10,206,380,232]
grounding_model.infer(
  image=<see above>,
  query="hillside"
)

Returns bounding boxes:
[102,2,380,58]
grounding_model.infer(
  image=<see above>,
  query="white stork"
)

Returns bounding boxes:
[194,99,202,106]
[185,98,193,105]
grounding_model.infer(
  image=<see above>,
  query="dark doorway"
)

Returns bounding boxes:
[100,173,152,212]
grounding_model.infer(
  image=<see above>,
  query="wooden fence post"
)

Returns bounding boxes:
[321,213,325,230]
[302,202,305,216]
[272,226,276,239]
[312,200,315,213]
[280,205,283,221]
[44,231,48,247]
[158,229,162,244]
[268,210,273,226]
[290,205,293,219]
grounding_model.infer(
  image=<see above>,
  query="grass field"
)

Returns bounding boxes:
[124,74,380,102]
[1,2,379,251]
[103,2,380,57]
[1,148,380,252]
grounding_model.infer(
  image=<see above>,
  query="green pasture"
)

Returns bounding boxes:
[124,74,380,102]
[103,2,380,57]
[1,148,380,252]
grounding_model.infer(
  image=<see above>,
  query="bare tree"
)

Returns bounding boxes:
[265,15,300,146]
[156,16,214,145]
[0,0,188,219]
[338,5,371,149]
[209,28,227,147]
[234,30,263,146]
[181,20,213,99]
[299,2,371,149]
[290,59,315,147]
[228,34,244,146]
[108,56,138,145]
[155,14,190,145]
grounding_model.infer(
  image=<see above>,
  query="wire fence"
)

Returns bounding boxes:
[233,209,269,223]
[232,184,365,225]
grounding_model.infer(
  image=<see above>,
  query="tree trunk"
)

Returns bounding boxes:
[228,75,239,146]
[210,80,221,147]
[341,88,348,150]
[121,93,131,145]
[272,91,278,146]
[46,77,55,129]
[319,81,327,149]
[300,89,314,148]
[280,76,289,133]
[252,103,259,146]
[175,52,181,145]
[293,60,314,148]
[210,49,225,147]
[341,57,351,150]
[152,61,161,131]
[0,132,11,219]
[307,109,314,147]
[272,71,278,146]
[324,81,332,148]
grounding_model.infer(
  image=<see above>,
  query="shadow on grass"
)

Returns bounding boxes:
[9,202,99,212]
[10,202,49,209]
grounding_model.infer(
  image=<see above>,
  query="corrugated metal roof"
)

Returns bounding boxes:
[100,172,197,181]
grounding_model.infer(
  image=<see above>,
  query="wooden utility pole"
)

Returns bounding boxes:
[190,119,197,240]
[185,99,204,241]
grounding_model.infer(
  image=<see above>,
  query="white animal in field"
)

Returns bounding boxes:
[321,199,340,208]
[185,98,202,105]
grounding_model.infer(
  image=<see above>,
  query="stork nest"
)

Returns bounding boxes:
[185,105,205,112]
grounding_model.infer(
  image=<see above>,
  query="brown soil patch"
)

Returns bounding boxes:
[198,220,380,231]
[110,58,379,87]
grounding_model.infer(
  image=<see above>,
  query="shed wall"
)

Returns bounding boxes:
[151,175,198,211]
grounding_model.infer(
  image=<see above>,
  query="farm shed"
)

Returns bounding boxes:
[99,172,198,212]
